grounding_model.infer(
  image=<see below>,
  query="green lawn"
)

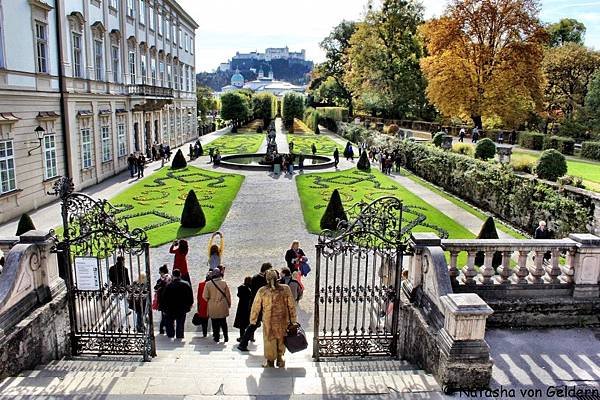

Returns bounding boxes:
[511,150,600,192]
[110,166,244,246]
[296,168,474,240]
[205,133,265,154]
[288,134,345,155]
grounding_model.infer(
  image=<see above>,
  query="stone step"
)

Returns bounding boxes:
[0,372,440,397]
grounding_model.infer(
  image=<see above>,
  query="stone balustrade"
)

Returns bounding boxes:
[441,233,600,299]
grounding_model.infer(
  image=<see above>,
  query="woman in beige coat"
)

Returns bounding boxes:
[250,269,297,368]
[202,268,231,342]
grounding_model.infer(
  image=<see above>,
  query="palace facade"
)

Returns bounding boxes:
[0,0,198,224]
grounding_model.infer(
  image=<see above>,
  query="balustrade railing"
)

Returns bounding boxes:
[442,239,577,287]
[127,84,173,98]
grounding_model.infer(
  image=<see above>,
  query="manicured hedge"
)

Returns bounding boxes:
[543,135,575,155]
[581,142,600,161]
[397,140,590,237]
[518,132,545,150]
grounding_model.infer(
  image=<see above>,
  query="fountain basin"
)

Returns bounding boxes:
[219,153,335,171]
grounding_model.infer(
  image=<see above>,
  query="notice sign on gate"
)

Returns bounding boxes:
[74,257,100,290]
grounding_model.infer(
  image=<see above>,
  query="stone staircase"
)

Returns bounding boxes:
[0,331,441,398]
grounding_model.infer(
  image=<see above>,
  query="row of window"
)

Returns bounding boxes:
[80,121,128,169]
[124,0,194,53]
[0,136,57,194]
[72,32,194,90]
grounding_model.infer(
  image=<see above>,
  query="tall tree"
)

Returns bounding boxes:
[420,0,547,129]
[543,43,600,119]
[310,21,358,115]
[547,18,586,47]
[345,0,429,119]
[220,91,252,127]
[196,85,217,121]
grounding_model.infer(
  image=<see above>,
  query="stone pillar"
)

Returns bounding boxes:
[570,234,600,299]
[438,293,494,390]
[18,231,64,301]
[406,233,442,297]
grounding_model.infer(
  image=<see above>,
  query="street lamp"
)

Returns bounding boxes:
[27,126,46,156]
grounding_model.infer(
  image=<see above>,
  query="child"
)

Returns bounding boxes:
[153,264,172,335]
[233,276,252,342]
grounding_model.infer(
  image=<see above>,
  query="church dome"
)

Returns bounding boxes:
[231,69,244,88]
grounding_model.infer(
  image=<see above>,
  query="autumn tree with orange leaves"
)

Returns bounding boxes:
[419,0,547,129]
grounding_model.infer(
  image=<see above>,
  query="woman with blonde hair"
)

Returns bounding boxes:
[250,269,297,368]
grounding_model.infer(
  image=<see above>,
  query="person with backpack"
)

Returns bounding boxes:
[279,267,303,303]
[202,267,231,342]
[234,276,252,342]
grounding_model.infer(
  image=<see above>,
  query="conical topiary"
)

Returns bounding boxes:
[474,216,502,268]
[172,148,187,169]
[181,189,206,228]
[320,189,348,230]
[357,151,371,171]
[16,213,36,236]
[198,142,204,156]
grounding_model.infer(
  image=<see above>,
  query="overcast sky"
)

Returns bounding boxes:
[176,0,600,72]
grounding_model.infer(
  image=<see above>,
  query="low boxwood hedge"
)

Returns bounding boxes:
[581,142,600,161]
[518,132,545,150]
[543,135,575,155]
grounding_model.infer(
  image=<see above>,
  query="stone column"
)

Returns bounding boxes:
[438,293,494,390]
[570,234,600,299]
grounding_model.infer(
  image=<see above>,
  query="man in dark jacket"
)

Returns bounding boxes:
[109,256,130,286]
[161,269,194,339]
[237,262,273,351]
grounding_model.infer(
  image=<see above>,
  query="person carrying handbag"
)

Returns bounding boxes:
[202,268,231,342]
[250,270,297,368]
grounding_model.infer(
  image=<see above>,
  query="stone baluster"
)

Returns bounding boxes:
[461,250,477,285]
[514,250,529,283]
[448,250,459,286]
[529,250,545,283]
[498,251,512,283]
[570,234,600,299]
[546,249,562,283]
[480,250,494,284]
[560,249,575,283]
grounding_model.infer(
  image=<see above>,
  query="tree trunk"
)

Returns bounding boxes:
[471,115,483,130]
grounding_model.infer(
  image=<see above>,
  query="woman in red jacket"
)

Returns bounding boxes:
[196,272,210,337]
[170,239,190,285]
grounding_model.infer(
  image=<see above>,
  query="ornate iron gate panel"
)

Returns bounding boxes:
[50,177,156,360]
[313,196,407,359]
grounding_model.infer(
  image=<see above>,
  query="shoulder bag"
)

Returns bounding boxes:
[211,280,231,307]
[283,295,308,353]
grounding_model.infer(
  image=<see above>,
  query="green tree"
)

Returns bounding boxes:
[585,70,600,131]
[220,91,252,127]
[357,151,371,171]
[543,43,600,119]
[345,0,429,119]
[252,93,277,127]
[171,149,187,169]
[196,85,217,121]
[536,149,568,181]
[181,189,206,229]
[310,21,358,115]
[282,92,305,129]
[320,189,348,230]
[547,18,586,47]
[16,213,36,236]
[475,138,496,160]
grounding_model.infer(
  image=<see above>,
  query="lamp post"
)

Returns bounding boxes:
[27,125,46,156]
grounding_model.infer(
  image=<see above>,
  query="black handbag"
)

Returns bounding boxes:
[192,312,203,326]
[283,297,308,353]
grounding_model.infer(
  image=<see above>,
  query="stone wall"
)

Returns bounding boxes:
[0,290,70,380]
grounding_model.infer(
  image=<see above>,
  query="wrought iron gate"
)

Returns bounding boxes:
[50,177,156,360]
[313,196,407,359]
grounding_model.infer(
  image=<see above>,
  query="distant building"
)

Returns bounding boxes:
[218,63,230,72]
[230,69,244,88]
[242,68,304,97]
[233,47,306,62]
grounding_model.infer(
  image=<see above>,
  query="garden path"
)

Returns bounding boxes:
[0,126,232,237]
[321,127,514,239]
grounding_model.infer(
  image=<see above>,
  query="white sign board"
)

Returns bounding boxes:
[74,257,100,291]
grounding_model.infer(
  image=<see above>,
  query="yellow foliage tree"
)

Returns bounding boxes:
[419,0,547,128]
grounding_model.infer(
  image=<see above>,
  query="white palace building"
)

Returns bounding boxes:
[0,0,198,225]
